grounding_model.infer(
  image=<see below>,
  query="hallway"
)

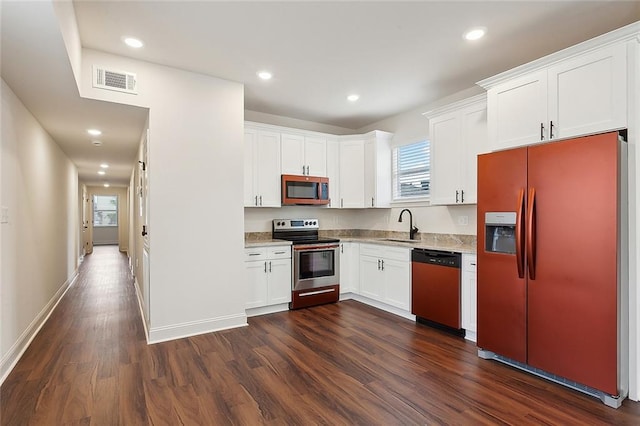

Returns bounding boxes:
[2,246,640,424]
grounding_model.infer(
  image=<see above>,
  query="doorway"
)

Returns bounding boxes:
[92,194,119,246]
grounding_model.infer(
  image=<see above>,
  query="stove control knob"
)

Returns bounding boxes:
[304,221,309,225]
[313,221,317,225]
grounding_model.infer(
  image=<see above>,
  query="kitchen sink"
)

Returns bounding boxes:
[381,238,421,243]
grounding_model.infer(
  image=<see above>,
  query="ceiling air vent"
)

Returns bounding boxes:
[93,65,137,94]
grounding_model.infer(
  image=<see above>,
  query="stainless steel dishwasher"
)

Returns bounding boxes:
[411,249,463,336]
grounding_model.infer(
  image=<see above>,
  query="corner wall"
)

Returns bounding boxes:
[1,79,79,383]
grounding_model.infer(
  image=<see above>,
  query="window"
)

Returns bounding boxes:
[93,195,118,227]
[392,140,430,200]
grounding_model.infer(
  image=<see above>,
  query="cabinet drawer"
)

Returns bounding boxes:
[359,244,383,258]
[268,246,291,259]
[463,254,477,272]
[384,246,410,261]
[245,248,267,261]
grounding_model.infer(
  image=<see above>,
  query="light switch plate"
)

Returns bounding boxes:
[1,206,8,224]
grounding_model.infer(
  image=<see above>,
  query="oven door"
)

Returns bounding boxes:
[293,244,340,291]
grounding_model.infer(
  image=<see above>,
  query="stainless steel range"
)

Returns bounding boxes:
[272,219,340,309]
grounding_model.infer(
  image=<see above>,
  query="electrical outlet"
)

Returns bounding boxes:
[1,206,8,224]
[457,215,468,226]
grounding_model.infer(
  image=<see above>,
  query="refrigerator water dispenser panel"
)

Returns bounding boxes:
[485,212,517,254]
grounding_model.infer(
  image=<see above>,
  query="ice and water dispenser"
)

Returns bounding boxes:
[485,212,517,254]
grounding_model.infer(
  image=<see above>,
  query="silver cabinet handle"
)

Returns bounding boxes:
[341,198,343,208]
[461,190,464,203]
[340,244,343,254]
[550,120,555,139]
[302,165,306,175]
[540,122,545,140]
[381,259,384,271]
[371,197,374,207]
[264,261,267,273]
[255,195,258,206]
[259,195,262,206]
[269,261,272,272]
[274,251,286,255]
[306,165,310,175]
[248,253,261,256]
[456,190,459,203]
[377,259,381,270]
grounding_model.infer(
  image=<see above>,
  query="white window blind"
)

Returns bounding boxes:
[93,195,118,227]
[392,140,430,199]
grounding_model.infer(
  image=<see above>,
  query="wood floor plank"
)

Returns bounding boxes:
[2,245,639,424]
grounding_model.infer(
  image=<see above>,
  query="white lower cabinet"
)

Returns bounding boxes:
[339,242,360,294]
[461,253,477,342]
[358,244,411,311]
[245,246,292,313]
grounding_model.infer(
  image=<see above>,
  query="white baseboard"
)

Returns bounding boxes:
[0,270,79,385]
[348,294,416,321]
[148,314,248,344]
[246,303,289,317]
[132,277,150,343]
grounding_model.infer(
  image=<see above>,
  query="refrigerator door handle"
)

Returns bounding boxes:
[516,188,525,279]
[527,187,537,280]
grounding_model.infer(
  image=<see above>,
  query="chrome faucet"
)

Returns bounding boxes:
[398,209,419,240]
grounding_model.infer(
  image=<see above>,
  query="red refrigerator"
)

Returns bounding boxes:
[477,131,627,407]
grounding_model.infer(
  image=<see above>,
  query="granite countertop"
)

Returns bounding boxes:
[245,231,476,254]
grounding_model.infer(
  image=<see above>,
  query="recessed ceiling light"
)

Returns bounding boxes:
[87,129,102,136]
[123,37,144,48]
[91,140,103,147]
[100,163,109,169]
[257,71,272,80]
[104,183,110,188]
[347,94,359,102]
[463,27,487,41]
[98,170,106,175]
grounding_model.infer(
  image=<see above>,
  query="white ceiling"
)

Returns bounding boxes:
[2,1,640,187]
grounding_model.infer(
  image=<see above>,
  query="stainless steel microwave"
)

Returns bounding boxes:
[281,174,329,205]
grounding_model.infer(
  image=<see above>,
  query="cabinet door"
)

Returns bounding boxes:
[548,43,627,140]
[340,242,360,294]
[326,139,340,208]
[267,259,292,305]
[244,128,258,207]
[363,139,376,208]
[382,258,410,311]
[339,140,365,208]
[359,255,383,300]
[246,261,268,309]
[461,254,477,341]
[488,71,547,151]
[429,112,461,205]
[256,131,282,207]
[305,136,327,177]
[459,103,487,205]
[281,133,305,175]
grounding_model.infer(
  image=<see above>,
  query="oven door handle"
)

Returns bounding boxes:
[293,244,339,251]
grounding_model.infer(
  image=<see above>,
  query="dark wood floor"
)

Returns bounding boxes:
[2,246,639,425]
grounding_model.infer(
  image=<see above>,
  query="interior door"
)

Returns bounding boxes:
[526,132,619,394]
[477,147,528,363]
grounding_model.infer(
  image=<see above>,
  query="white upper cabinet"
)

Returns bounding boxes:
[364,131,393,208]
[426,94,487,205]
[487,71,547,151]
[547,43,627,140]
[481,36,631,151]
[326,139,341,208]
[244,127,281,207]
[281,133,327,177]
[339,139,365,208]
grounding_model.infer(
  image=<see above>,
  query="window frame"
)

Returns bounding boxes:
[93,195,118,228]
[391,139,431,204]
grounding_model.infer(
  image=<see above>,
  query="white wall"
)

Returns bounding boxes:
[1,79,79,383]
[79,49,246,342]
[245,110,354,135]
